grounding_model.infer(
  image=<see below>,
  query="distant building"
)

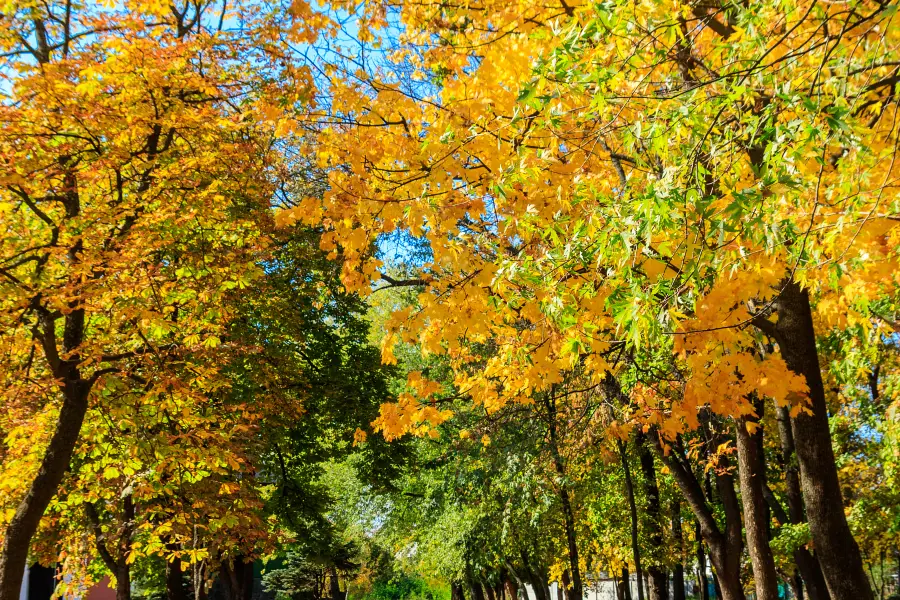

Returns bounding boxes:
[19,566,114,600]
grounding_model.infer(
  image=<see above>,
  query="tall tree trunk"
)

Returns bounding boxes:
[653,437,745,600]
[637,432,668,600]
[735,412,779,600]
[116,563,131,600]
[484,579,496,600]
[220,558,253,600]
[772,406,830,600]
[711,573,723,600]
[620,568,632,600]
[330,567,344,600]
[672,503,686,600]
[0,165,93,600]
[756,281,872,600]
[166,553,189,600]
[671,567,683,600]
[710,468,745,600]
[561,571,571,600]
[192,559,206,600]
[619,440,645,600]
[0,382,89,600]
[86,495,135,600]
[469,579,486,600]
[502,569,519,600]
[789,571,805,600]
[556,488,582,600]
[504,562,527,600]
[519,554,546,600]
[452,583,466,600]
[546,396,583,600]
[695,524,710,600]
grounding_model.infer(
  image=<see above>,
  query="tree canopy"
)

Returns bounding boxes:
[1,2,899,600]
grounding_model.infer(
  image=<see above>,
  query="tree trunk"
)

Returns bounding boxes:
[504,562,527,600]
[546,396,583,600]
[192,558,207,600]
[330,567,345,600]
[166,554,189,600]
[0,169,91,600]
[773,405,830,600]
[0,383,89,600]
[709,466,746,600]
[453,583,466,600]
[789,571,805,600]
[758,281,872,600]
[556,488,582,600]
[86,495,135,600]
[519,554,546,600]
[115,563,131,600]
[220,559,253,600]
[484,580,496,600]
[695,525,710,600]
[653,436,745,600]
[620,568,632,600]
[470,580,486,600]
[637,432,668,600]
[620,441,645,600]
[500,570,519,600]
[503,570,519,600]
[672,567,683,600]
[735,414,779,600]
[672,503,685,600]
[711,573,723,600]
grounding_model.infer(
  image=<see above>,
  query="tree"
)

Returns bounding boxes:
[281,0,900,597]
[0,2,317,596]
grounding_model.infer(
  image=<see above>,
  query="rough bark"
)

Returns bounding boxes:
[452,582,466,600]
[735,414,779,600]
[755,281,872,600]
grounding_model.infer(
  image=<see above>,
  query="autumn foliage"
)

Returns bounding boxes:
[1,1,899,600]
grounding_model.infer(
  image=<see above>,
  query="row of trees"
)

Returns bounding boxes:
[282,0,900,598]
[0,4,399,600]
[1,1,899,600]
[353,294,900,600]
